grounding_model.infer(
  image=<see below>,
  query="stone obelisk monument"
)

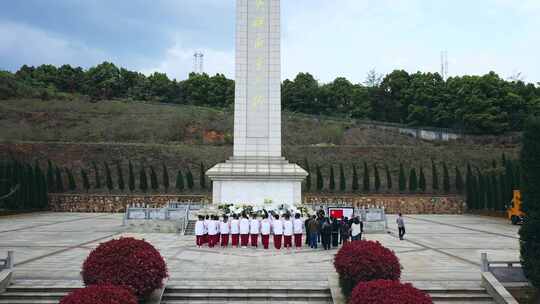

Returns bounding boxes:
[206,0,307,205]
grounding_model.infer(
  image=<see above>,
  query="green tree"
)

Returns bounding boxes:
[374,164,381,192]
[466,164,475,209]
[199,162,206,189]
[519,116,540,288]
[92,161,101,189]
[67,168,76,191]
[175,169,185,192]
[477,169,486,209]
[186,168,194,191]
[363,162,370,192]
[128,161,135,193]
[455,166,464,194]
[399,163,406,192]
[162,163,170,193]
[46,160,55,193]
[432,160,439,192]
[55,166,64,193]
[329,166,336,191]
[352,164,359,191]
[104,162,113,192]
[316,165,324,191]
[81,168,90,193]
[419,167,426,192]
[443,162,451,193]
[150,166,159,192]
[385,164,392,190]
[409,167,418,192]
[116,161,125,192]
[339,164,346,192]
[304,158,311,192]
[139,166,148,193]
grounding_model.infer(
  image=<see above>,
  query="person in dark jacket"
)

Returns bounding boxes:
[339,217,350,244]
[307,215,320,249]
[321,217,332,250]
[331,218,340,247]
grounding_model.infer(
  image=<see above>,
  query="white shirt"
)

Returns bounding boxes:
[207,220,218,235]
[260,219,271,235]
[351,223,362,237]
[203,219,209,233]
[230,219,240,234]
[239,218,250,234]
[195,220,205,236]
[219,221,230,234]
[272,219,283,235]
[283,220,293,236]
[249,219,260,234]
[293,218,304,234]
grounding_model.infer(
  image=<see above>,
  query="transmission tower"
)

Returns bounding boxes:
[193,52,204,74]
[440,50,449,80]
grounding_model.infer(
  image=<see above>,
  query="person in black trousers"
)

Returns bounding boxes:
[331,218,340,247]
[321,217,332,250]
[339,217,350,244]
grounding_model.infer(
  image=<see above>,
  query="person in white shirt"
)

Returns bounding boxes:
[230,214,240,247]
[271,214,283,249]
[239,213,250,248]
[195,215,205,248]
[260,213,271,249]
[293,213,304,249]
[283,213,293,249]
[203,215,210,245]
[219,215,230,247]
[207,215,219,248]
[249,214,261,248]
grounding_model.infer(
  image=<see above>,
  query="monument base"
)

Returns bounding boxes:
[206,157,307,205]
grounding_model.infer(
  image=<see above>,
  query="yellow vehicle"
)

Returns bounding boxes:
[508,190,525,225]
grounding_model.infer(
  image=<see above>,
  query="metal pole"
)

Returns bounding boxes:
[7,251,14,269]
[481,252,488,272]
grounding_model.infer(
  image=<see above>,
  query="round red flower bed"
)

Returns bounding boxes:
[82,237,168,298]
[349,280,432,304]
[334,240,401,297]
[59,284,138,304]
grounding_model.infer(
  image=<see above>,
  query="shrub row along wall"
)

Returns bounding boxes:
[49,193,464,214]
[304,194,465,214]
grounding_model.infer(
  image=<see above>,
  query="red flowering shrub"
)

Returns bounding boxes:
[349,280,432,304]
[82,237,168,298]
[334,240,401,298]
[59,284,137,304]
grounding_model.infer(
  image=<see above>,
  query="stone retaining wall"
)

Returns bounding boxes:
[49,194,210,213]
[50,193,465,214]
[304,194,466,214]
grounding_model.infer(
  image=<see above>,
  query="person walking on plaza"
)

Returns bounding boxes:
[249,214,260,248]
[272,214,283,249]
[351,217,363,241]
[219,215,230,247]
[283,214,293,249]
[293,213,304,248]
[331,217,340,247]
[397,213,406,240]
[308,215,320,249]
[230,214,240,248]
[239,213,250,248]
[260,214,271,249]
[340,217,350,244]
[195,215,205,248]
[321,217,332,250]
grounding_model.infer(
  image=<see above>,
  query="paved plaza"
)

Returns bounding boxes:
[0,212,519,288]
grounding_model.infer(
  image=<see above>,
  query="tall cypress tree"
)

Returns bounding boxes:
[139,166,148,193]
[363,161,370,192]
[34,164,48,209]
[104,162,113,192]
[409,167,418,192]
[81,168,90,193]
[55,166,64,193]
[443,162,450,193]
[150,166,159,192]
[466,163,474,209]
[352,164,359,192]
[432,160,439,192]
[339,164,346,192]
[67,168,77,191]
[385,164,392,191]
[92,161,101,189]
[455,166,464,194]
[505,160,515,202]
[186,168,194,191]
[162,163,170,193]
[116,161,125,192]
[419,167,426,192]
[329,166,336,191]
[175,169,185,192]
[519,116,540,289]
[199,162,206,189]
[399,163,406,192]
[128,161,135,193]
[304,158,311,192]
[316,165,323,191]
[374,163,381,192]
[477,169,486,209]
[499,172,506,210]
[514,162,522,189]
[47,160,55,193]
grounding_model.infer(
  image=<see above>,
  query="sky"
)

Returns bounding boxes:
[1,0,539,84]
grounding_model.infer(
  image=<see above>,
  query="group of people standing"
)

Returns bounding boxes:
[305,210,364,250]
